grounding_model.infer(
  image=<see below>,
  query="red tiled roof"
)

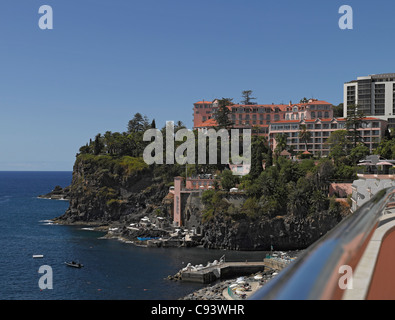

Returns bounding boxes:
[195,101,213,104]
[195,118,217,128]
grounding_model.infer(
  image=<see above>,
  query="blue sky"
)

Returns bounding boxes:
[0,0,394,171]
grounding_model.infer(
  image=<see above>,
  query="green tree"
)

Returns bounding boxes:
[346,104,366,148]
[326,130,352,162]
[350,144,370,164]
[250,136,267,179]
[241,90,256,105]
[274,133,288,157]
[333,103,344,117]
[220,169,239,191]
[93,134,104,155]
[215,98,234,129]
[266,148,273,167]
[127,113,149,133]
[299,124,312,151]
[375,138,395,159]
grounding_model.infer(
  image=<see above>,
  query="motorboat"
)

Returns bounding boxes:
[65,261,83,268]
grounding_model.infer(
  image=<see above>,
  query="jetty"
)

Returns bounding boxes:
[179,257,289,284]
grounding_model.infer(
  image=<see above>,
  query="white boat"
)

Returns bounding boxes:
[33,255,44,258]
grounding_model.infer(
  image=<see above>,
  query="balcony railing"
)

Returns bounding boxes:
[250,187,395,300]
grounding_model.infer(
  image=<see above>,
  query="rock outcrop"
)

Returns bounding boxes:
[53,155,172,226]
[38,185,71,200]
[201,211,342,251]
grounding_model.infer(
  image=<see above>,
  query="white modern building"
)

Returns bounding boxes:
[344,73,395,128]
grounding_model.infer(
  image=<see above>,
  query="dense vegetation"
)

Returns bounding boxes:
[76,102,390,224]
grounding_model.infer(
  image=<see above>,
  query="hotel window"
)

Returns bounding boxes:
[311,112,316,119]
[324,112,329,118]
[318,112,322,118]
[274,114,280,121]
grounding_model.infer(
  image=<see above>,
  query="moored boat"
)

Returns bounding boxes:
[65,261,83,268]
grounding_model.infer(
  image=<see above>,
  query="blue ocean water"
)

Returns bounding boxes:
[0,171,266,300]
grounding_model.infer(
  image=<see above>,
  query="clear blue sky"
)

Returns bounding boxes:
[0,0,394,171]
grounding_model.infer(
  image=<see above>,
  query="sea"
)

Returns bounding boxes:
[0,171,268,300]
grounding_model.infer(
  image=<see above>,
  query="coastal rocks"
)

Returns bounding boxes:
[53,155,171,226]
[38,185,70,200]
[201,210,342,251]
[180,271,275,300]
[181,280,230,300]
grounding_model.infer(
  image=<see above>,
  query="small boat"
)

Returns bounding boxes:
[33,255,44,258]
[65,261,83,268]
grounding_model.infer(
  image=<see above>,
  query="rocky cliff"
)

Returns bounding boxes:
[52,154,345,251]
[53,154,172,226]
[200,211,342,251]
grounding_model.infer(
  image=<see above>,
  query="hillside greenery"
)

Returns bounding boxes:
[76,111,391,223]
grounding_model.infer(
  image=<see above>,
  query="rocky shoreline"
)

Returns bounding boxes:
[179,271,277,300]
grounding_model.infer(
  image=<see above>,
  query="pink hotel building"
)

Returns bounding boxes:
[193,99,388,156]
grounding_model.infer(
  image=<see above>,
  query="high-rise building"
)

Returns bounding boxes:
[344,73,395,128]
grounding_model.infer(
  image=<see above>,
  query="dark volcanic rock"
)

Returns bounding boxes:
[38,185,71,200]
[201,211,342,251]
[53,155,171,226]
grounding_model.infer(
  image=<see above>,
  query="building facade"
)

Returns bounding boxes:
[193,98,388,156]
[269,117,388,156]
[194,99,333,139]
[344,73,395,128]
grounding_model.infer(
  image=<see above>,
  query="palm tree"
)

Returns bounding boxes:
[275,133,288,157]
[299,124,312,152]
